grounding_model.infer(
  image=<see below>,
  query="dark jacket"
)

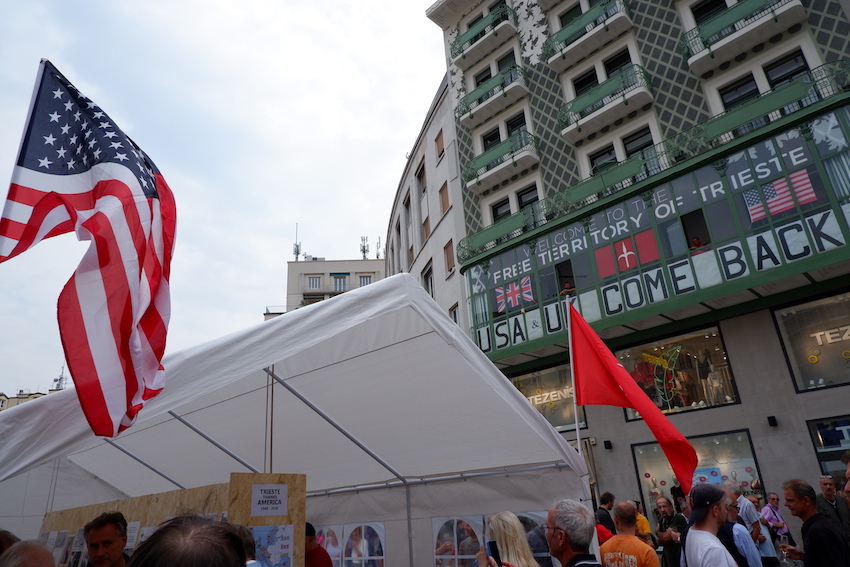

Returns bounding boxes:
[816,493,850,545]
[801,512,850,567]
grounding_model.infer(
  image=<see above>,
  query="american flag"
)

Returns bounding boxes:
[0,60,176,437]
[744,169,816,222]
[495,275,534,312]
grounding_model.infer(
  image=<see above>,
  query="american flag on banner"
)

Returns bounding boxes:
[744,169,816,222]
[0,60,177,437]
[495,275,534,312]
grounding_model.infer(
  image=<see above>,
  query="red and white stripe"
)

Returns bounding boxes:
[1,163,175,436]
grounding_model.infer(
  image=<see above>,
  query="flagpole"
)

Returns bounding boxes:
[568,299,583,460]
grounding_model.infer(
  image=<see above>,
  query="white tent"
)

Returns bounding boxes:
[0,274,589,565]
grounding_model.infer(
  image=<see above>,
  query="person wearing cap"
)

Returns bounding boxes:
[681,484,736,567]
[305,523,332,567]
[780,478,850,567]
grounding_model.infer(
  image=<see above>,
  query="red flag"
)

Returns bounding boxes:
[0,60,176,437]
[569,303,697,494]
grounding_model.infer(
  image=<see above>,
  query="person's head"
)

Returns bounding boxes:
[547,499,595,562]
[722,480,742,497]
[600,492,615,509]
[725,491,740,523]
[486,512,537,567]
[783,479,818,521]
[688,484,728,532]
[820,475,837,499]
[765,492,780,505]
[612,501,637,533]
[633,501,644,515]
[306,523,319,552]
[232,525,255,561]
[842,449,850,482]
[127,516,245,567]
[679,497,691,519]
[85,512,128,567]
[0,541,54,567]
[655,497,674,519]
[0,531,21,556]
[747,495,760,510]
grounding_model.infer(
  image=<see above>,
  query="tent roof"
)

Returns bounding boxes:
[0,273,586,499]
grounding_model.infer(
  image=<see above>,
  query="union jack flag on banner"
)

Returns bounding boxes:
[0,60,177,437]
[495,275,534,312]
[744,169,816,223]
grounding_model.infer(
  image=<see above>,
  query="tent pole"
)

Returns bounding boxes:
[568,301,583,460]
[264,367,416,567]
[104,439,186,489]
[167,410,261,473]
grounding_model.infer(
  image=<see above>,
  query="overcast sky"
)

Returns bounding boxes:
[0,2,447,395]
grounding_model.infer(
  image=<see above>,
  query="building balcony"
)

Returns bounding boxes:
[450,4,518,71]
[427,0,480,29]
[543,0,634,74]
[456,66,529,129]
[462,130,541,190]
[680,0,807,76]
[458,60,850,264]
[558,64,653,143]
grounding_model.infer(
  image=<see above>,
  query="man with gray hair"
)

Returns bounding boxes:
[723,480,778,566]
[546,499,601,567]
[0,541,54,567]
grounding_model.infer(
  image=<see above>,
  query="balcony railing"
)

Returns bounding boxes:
[679,0,801,60]
[542,0,632,61]
[462,130,541,183]
[457,60,850,264]
[456,66,529,120]
[557,64,652,132]
[451,4,517,60]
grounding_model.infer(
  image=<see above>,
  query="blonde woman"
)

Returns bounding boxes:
[475,512,539,567]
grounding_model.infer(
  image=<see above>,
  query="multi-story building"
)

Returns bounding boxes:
[386,76,471,330]
[423,0,850,529]
[283,257,385,314]
[0,390,47,411]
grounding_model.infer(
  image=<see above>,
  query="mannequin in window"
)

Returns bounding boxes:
[707,364,723,406]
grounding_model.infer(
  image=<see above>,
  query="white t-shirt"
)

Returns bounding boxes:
[684,527,737,567]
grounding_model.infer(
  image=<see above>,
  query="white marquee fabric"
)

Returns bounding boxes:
[0,274,590,565]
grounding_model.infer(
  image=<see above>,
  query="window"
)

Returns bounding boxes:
[444,240,455,273]
[403,196,411,226]
[589,144,617,175]
[422,265,435,298]
[492,198,512,223]
[624,126,659,179]
[359,275,372,287]
[497,51,518,85]
[307,276,321,289]
[633,430,761,530]
[482,127,501,151]
[559,4,582,28]
[434,518,482,567]
[439,182,449,214]
[691,0,727,26]
[775,293,850,391]
[615,326,738,419]
[343,523,384,566]
[302,295,323,305]
[765,50,816,113]
[449,304,459,324]
[435,129,444,158]
[806,415,850,483]
[416,162,427,193]
[603,49,632,79]
[574,68,599,97]
[422,216,431,240]
[333,276,346,292]
[506,113,527,136]
[518,185,542,229]
[509,364,587,432]
[719,74,760,110]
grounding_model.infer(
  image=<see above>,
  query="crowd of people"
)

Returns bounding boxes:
[2,449,849,567]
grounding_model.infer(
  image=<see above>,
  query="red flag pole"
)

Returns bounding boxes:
[567,298,583,460]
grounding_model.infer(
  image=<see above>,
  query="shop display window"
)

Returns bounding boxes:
[509,364,586,432]
[776,293,850,391]
[615,326,738,420]
[806,415,850,485]
[632,430,761,531]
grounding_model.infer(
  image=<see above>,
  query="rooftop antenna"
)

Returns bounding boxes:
[53,365,67,390]
[376,237,382,259]
[293,224,301,262]
[360,236,369,260]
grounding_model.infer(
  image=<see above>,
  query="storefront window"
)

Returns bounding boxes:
[807,415,850,485]
[633,430,761,531]
[510,364,586,432]
[776,293,850,391]
[615,327,738,420]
